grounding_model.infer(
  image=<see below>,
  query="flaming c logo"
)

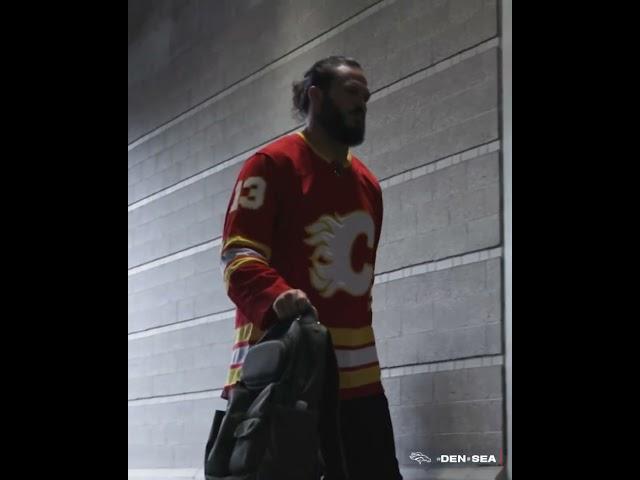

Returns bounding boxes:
[304,211,375,298]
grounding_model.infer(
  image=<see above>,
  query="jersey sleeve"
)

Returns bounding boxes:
[220,153,292,331]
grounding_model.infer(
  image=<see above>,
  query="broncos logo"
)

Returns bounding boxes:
[304,211,375,298]
[409,452,431,464]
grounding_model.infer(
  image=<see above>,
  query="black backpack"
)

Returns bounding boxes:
[204,311,349,480]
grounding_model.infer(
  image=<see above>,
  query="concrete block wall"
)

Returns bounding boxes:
[129,1,505,478]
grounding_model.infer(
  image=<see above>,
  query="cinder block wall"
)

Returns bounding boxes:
[128,1,505,478]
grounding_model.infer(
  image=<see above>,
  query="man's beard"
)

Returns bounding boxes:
[316,95,365,146]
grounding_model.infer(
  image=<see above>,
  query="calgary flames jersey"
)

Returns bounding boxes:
[220,131,384,400]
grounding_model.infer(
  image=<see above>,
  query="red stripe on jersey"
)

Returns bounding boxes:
[332,341,376,351]
[339,361,380,373]
[339,381,384,400]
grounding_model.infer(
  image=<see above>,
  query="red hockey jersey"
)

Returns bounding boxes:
[221,131,384,400]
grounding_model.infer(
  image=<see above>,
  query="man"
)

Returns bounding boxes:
[220,56,403,480]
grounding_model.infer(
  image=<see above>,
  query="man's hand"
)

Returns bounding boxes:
[272,289,318,320]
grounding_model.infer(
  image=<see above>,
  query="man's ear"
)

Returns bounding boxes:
[308,85,323,113]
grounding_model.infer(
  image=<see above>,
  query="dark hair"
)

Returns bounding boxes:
[292,56,362,118]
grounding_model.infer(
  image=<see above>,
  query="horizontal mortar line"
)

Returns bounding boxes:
[127,354,504,387]
[128,246,502,341]
[127,0,391,152]
[374,246,503,284]
[378,139,501,188]
[381,354,504,379]
[367,36,499,101]
[371,109,499,179]
[128,140,501,275]
[129,0,500,155]
[126,465,504,479]
[128,237,222,275]
[126,468,203,479]
[128,388,223,407]
[127,354,503,406]
[434,431,503,435]
[434,400,503,406]
[128,126,300,212]
[128,246,502,339]
[127,36,500,211]
[128,309,236,340]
